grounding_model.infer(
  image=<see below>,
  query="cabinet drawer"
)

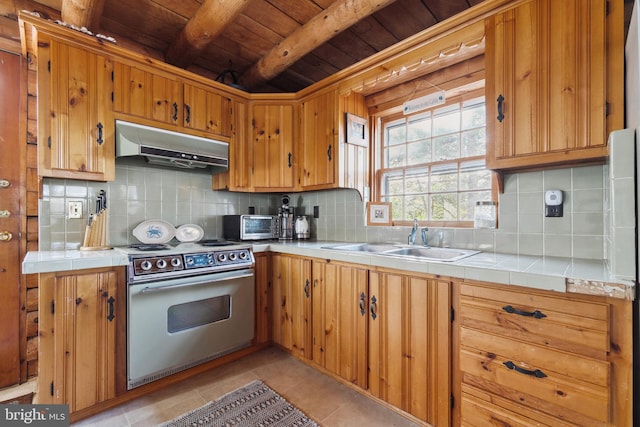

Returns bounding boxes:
[460,328,610,423]
[460,283,610,354]
[461,385,580,427]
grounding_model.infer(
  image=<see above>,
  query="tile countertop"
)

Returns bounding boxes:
[22,241,636,301]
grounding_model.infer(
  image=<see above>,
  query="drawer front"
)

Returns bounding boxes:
[460,283,610,354]
[461,385,580,427]
[460,328,610,423]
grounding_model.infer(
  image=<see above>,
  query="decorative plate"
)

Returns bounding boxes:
[175,224,205,243]
[132,219,175,244]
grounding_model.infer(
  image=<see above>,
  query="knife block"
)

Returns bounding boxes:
[80,209,112,250]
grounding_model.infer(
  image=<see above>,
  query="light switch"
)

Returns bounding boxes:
[68,201,83,219]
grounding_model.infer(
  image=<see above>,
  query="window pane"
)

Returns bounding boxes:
[407,140,431,165]
[386,145,405,167]
[405,168,429,194]
[405,194,428,220]
[430,163,457,192]
[430,193,458,220]
[390,195,405,220]
[433,104,460,136]
[462,100,486,130]
[386,122,406,146]
[433,134,460,161]
[381,171,403,196]
[407,113,431,141]
[461,128,486,157]
[460,160,491,191]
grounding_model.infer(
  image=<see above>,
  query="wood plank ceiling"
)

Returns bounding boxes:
[19,0,486,92]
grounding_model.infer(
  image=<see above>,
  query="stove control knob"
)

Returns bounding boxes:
[156,259,167,268]
[217,253,227,262]
[140,260,152,271]
[171,257,181,267]
[229,252,237,261]
[239,251,248,260]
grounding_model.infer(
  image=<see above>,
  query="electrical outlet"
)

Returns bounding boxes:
[68,201,83,219]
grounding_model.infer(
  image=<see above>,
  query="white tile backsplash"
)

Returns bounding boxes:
[40,160,616,261]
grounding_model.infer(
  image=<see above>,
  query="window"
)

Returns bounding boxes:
[376,94,492,225]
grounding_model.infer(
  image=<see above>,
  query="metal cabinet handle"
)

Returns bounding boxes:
[370,295,377,320]
[503,361,547,378]
[497,94,505,122]
[304,279,310,299]
[502,305,547,319]
[288,152,293,168]
[0,179,9,188]
[359,292,366,316]
[107,296,115,321]
[327,144,332,161]
[173,102,179,122]
[96,122,104,145]
[185,104,191,124]
[0,210,10,218]
[0,231,12,241]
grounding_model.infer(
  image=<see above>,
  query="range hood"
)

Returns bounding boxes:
[115,120,229,172]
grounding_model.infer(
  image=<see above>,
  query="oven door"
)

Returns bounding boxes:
[127,268,254,389]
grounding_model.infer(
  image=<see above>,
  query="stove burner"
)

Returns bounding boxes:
[129,243,169,251]
[198,239,234,247]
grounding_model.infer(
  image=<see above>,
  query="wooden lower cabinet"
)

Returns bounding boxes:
[271,253,312,359]
[368,270,451,426]
[37,267,125,413]
[254,253,271,345]
[311,259,368,389]
[456,280,632,426]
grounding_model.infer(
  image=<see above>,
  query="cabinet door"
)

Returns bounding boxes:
[300,90,337,190]
[38,268,123,413]
[368,271,451,425]
[254,253,271,345]
[271,254,312,358]
[113,62,181,126]
[251,104,295,191]
[312,260,368,389]
[38,37,115,181]
[485,0,608,170]
[183,83,232,137]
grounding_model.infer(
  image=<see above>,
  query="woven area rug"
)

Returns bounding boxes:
[161,380,319,427]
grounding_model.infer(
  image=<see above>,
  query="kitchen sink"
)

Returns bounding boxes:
[321,243,401,253]
[321,243,479,262]
[383,246,479,262]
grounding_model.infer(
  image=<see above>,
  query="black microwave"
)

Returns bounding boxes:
[222,215,279,240]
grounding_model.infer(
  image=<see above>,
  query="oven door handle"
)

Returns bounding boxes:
[140,272,254,293]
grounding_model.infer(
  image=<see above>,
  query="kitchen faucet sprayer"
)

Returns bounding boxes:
[408,219,419,245]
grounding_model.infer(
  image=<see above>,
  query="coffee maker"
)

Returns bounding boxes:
[278,195,294,240]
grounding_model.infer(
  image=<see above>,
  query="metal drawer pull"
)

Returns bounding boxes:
[96,122,104,145]
[304,279,310,299]
[107,296,115,321]
[497,94,505,122]
[503,361,547,378]
[0,179,9,188]
[0,210,10,218]
[359,292,366,316]
[370,295,377,320]
[0,231,12,241]
[502,305,546,319]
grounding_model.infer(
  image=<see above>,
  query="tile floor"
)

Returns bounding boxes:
[74,347,421,426]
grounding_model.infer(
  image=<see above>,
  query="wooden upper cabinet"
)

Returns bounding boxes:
[300,89,338,190]
[37,36,115,181]
[113,62,182,126]
[251,103,295,191]
[183,83,232,137]
[485,0,610,171]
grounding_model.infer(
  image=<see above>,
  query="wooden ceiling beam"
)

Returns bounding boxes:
[239,0,399,90]
[165,0,252,69]
[60,0,105,30]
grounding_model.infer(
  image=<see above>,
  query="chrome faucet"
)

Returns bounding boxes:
[408,219,419,245]
[421,227,429,246]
